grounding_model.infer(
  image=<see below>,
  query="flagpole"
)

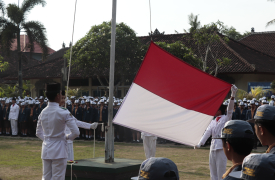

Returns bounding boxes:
[105,0,116,163]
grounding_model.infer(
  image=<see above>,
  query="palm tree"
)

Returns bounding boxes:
[185,13,201,33]
[0,0,48,96]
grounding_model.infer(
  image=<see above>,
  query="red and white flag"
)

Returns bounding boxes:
[113,42,231,146]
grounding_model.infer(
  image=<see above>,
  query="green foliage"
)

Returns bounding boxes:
[0,80,34,97]
[190,20,231,76]
[236,86,271,100]
[271,80,275,92]
[222,26,251,40]
[154,41,203,69]
[185,13,201,33]
[0,55,9,72]
[64,21,145,86]
[65,87,83,98]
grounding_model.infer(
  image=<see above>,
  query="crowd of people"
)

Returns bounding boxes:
[0,95,144,143]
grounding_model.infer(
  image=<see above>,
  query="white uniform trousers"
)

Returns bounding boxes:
[143,136,156,159]
[10,119,18,135]
[42,158,67,180]
[209,149,227,180]
[67,142,74,161]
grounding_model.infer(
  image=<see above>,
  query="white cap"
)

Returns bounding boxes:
[39,96,44,100]
[271,95,275,99]
[85,99,90,103]
[250,100,255,105]
[75,100,79,104]
[223,102,228,106]
[21,102,25,106]
[92,101,96,105]
[81,100,85,104]
[71,96,76,99]
[239,102,244,106]
[262,97,267,100]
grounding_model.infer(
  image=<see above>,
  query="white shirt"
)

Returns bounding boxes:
[198,99,234,151]
[36,102,80,159]
[269,100,274,106]
[65,119,96,143]
[9,103,19,120]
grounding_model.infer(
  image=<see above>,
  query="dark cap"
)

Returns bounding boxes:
[12,97,16,101]
[214,120,254,139]
[241,153,275,180]
[46,83,61,93]
[138,157,179,180]
[254,105,275,121]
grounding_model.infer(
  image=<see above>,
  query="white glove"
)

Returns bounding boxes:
[90,122,98,129]
[231,85,238,97]
[194,145,201,149]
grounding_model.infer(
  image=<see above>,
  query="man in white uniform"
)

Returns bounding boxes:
[195,85,238,180]
[141,132,157,159]
[36,83,80,180]
[59,94,98,161]
[9,97,20,136]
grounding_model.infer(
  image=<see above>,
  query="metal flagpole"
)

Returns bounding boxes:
[105,0,117,163]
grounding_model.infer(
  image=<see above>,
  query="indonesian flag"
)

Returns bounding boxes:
[113,42,231,146]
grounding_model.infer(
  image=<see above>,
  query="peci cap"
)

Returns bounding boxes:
[214,120,254,139]
[138,157,179,180]
[254,105,275,121]
[46,83,61,93]
[241,153,275,180]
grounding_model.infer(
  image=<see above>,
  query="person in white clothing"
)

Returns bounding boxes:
[59,94,98,161]
[195,85,238,180]
[36,83,80,180]
[9,97,20,136]
[141,132,157,159]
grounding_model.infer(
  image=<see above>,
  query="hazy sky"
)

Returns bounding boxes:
[7,0,275,51]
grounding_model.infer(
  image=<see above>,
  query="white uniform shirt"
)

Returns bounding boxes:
[269,100,274,106]
[198,99,234,151]
[9,103,19,120]
[65,119,93,143]
[36,102,80,159]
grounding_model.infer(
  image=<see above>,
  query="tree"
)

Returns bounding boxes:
[0,55,8,72]
[62,42,66,49]
[64,21,145,86]
[222,26,251,40]
[185,13,201,33]
[190,20,231,76]
[0,0,48,96]
[153,41,202,69]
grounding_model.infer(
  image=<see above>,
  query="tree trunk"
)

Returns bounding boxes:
[17,27,23,97]
[203,45,210,72]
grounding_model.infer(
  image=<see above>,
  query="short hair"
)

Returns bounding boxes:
[46,92,59,101]
[219,104,227,115]
[255,119,275,137]
[222,138,254,156]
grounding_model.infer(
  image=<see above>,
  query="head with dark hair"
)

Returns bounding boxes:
[215,104,226,117]
[222,138,254,158]
[46,83,61,102]
[255,119,275,146]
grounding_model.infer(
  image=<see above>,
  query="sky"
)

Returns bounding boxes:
[6,0,275,51]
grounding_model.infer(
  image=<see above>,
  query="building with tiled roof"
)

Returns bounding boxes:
[239,31,275,58]
[10,35,56,60]
[4,33,275,97]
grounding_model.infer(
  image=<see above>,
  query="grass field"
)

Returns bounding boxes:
[0,137,266,180]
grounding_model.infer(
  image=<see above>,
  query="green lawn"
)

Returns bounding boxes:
[0,137,266,180]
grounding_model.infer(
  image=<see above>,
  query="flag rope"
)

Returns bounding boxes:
[65,0,77,108]
[93,123,105,158]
